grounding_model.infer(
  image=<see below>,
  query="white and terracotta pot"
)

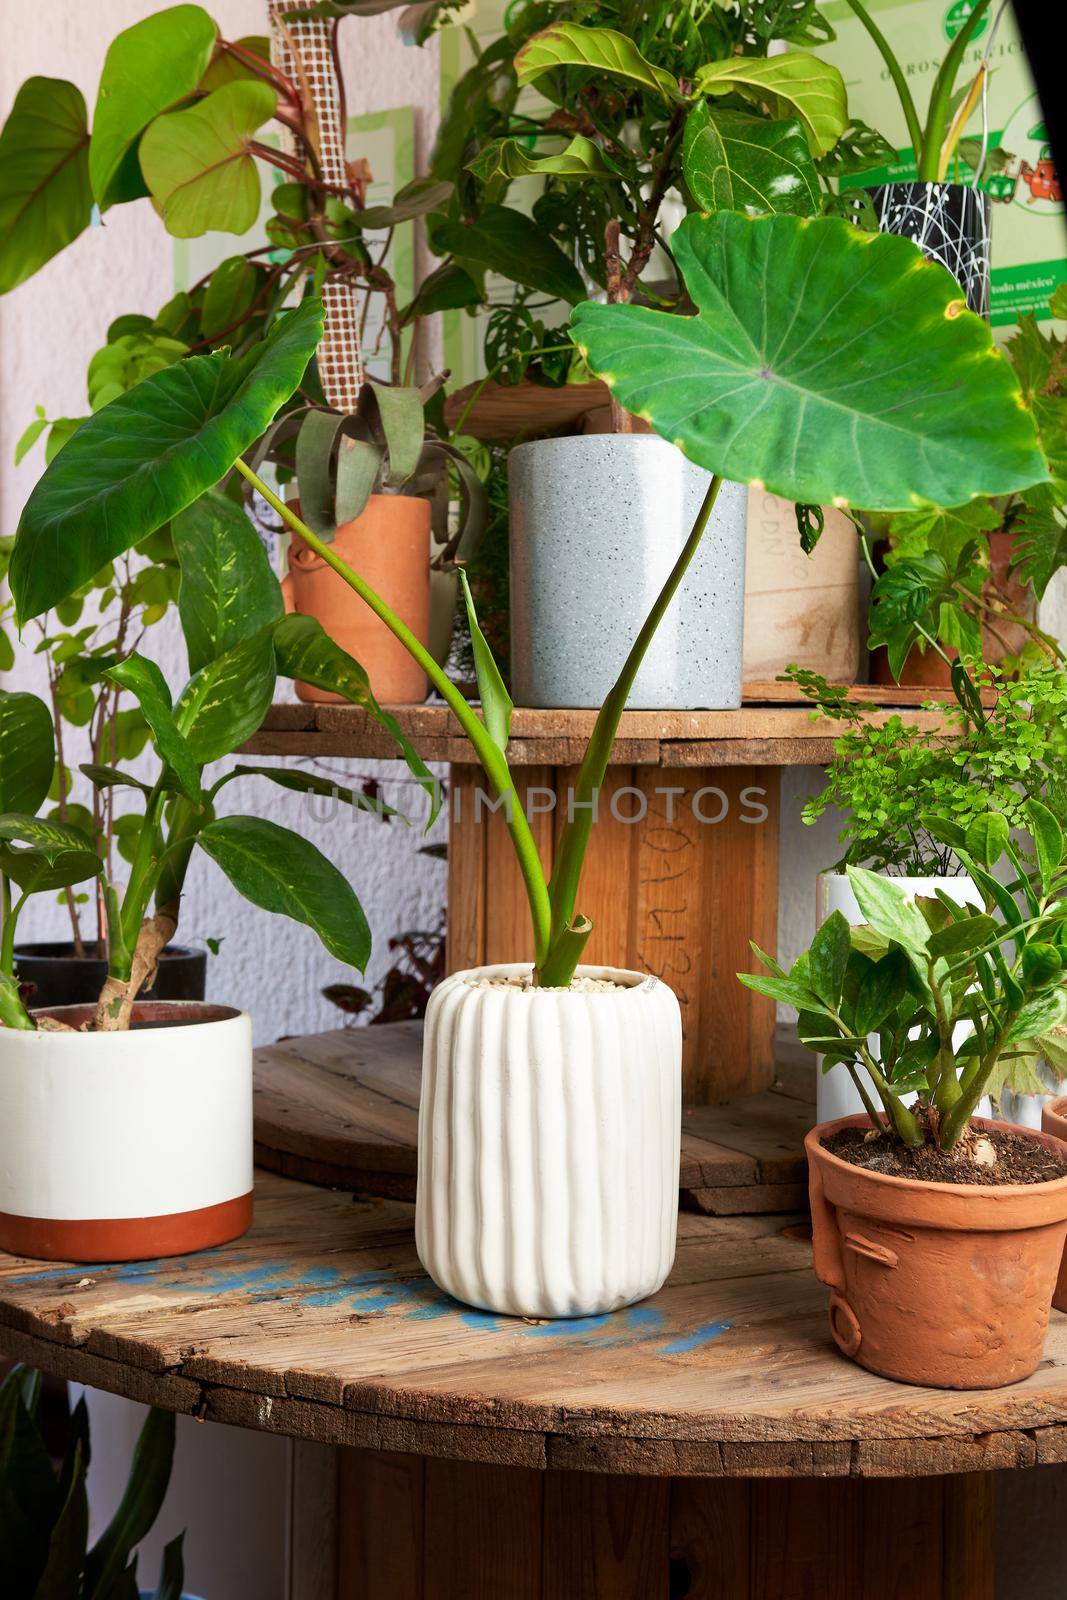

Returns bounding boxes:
[416,964,681,1318]
[815,872,982,1124]
[0,1001,253,1262]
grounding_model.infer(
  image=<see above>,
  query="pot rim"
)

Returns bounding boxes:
[807,1112,1067,1200]
[509,432,686,466]
[24,999,246,1034]
[13,941,205,962]
[439,961,661,997]
[1044,1097,1067,1139]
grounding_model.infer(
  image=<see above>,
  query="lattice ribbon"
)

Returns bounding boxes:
[269,0,366,407]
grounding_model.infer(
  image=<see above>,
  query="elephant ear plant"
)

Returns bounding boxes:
[8,212,1046,995]
[1,300,435,1034]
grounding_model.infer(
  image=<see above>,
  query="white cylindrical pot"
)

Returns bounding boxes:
[509,435,747,709]
[416,964,682,1318]
[0,1001,253,1262]
[815,873,983,1125]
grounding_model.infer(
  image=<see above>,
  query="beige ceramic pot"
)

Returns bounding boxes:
[282,493,431,704]
[808,1114,1067,1389]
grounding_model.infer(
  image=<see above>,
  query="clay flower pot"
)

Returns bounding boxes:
[416,963,682,1318]
[0,1001,253,1263]
[1043,1098,1067,1312]
[282,493,431,705]
[807,1114,1067,1389]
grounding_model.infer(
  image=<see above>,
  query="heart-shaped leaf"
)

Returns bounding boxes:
[0,78,92,293]
[0,690,54,815]
[139,80,277,237]
[432,206,586,306]
[105,654,201,800]
[198,814,371,970]
[693,52,847,158]
[515,24,678,102]
[12,297,324,624]
[571,212,1048,512]
[683,103,819,217]
[90,4,219,208]
[172,490,284,673]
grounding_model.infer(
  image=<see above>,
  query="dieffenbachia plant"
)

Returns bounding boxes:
[0,304,435,1033]
[741,811,1067,1153]
[9,213,1047,991]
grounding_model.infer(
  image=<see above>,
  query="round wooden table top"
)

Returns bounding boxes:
[3,1172,1067,1479]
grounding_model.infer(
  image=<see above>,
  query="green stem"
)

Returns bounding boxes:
[846,1061,886,1129]
[0,885,29,975]
[0,874,11,979]
[116,784,169,971]
[545,477,723,967]
[841,0,924,159]
[235,456,554,965]
[918,0,991,181]
[940,1022,1008,1148]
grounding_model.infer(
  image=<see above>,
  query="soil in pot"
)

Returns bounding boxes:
[14,941,206,1010]
[282,493,430,704]
[824,1123,1067,1185]
[807,1114,1067,1389]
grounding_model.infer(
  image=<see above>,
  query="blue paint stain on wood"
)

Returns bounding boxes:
[660,1320,733,1354]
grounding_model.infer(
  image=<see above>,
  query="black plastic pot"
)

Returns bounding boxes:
[13,942,207,1009]
[867,180,991,316]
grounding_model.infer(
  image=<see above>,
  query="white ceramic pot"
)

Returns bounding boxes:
[509,435,748,710]
[815,873,983,1124]
[0,1001,253,1262]
[416,964,682,1318]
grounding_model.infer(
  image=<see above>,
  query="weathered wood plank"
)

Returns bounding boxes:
[2,1171,1067,1481]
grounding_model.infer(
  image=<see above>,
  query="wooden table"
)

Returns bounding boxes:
[3,1170,1062,1597]
[244,692,960,1106]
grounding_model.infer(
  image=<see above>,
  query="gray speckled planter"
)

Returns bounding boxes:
[509,435,747,709]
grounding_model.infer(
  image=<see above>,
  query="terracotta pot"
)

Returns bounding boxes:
[1043,1097,1067,1312]
[807,1114,1067,1388]
[0,1001,253,1263]
[282,493,431,704]
[870,530,1035,687]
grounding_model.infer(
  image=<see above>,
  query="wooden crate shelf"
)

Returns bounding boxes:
[253,1021,813,1214]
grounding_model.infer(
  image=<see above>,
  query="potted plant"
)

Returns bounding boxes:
[742,816,1067,1389]
[0,304,436,1264]
[258,379,486,703]
[0,1364,189,1599]
[793,665,1067,1120]
[428,4,884,703]
[865,285,1067,684]
[12,204,1045,1311]
[835,0,996,311]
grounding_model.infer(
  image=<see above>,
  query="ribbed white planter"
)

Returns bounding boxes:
[0,1002,253,1262]
[416,965,682,1318]
[816,873,983,1124]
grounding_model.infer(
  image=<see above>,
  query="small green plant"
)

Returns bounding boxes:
[839,0,994,181]
[741,808,1067,1153]
[793,665,1067,876]
[7,211,1046,993]
[866,286,1067,678]
[0,1365,182,1600]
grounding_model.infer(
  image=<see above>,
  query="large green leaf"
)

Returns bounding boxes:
[0,1374,58,1598]
[12,297,324,624]
[693,52,847,159]
[33,1441,88,1600]
[175,630,277,763]
[272,614,440,820]
[0,78,92,294]
[172,490,284,673]
[0,814,101,893]
[139,80,277,237]
[432,206,585,306]
[515,24,678,101]
[90,4,219,208]
[846,866,931,954]
[198,814,371,969]
[683,103,819,218]
[353,176,454,229]
[571,212,1048,512]
[105,654,201,800]
[0,690,54,815]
